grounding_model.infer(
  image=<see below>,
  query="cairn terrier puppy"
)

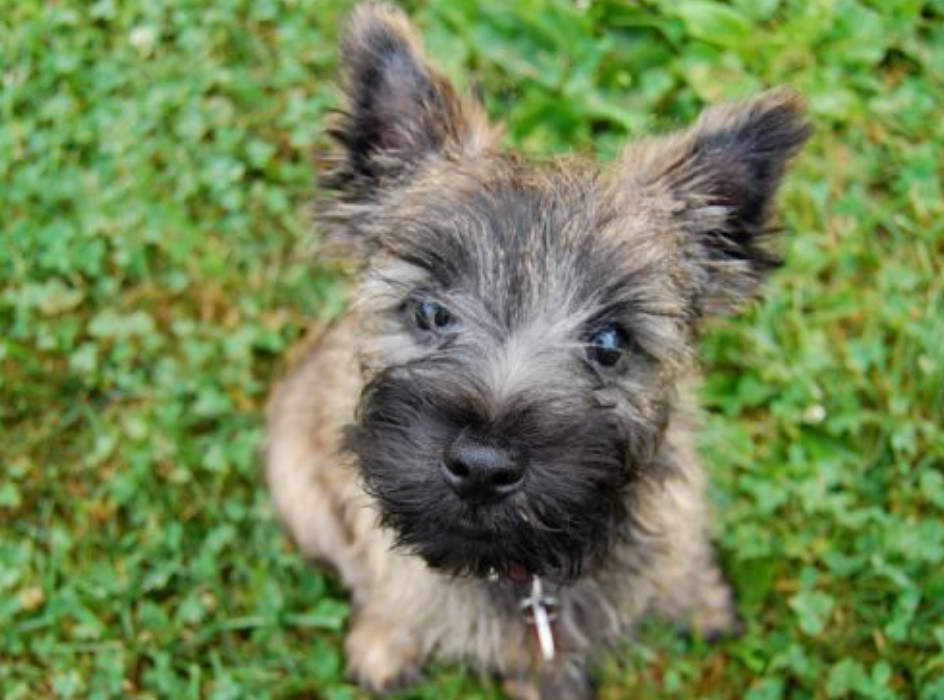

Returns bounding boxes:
[266,2,809,697]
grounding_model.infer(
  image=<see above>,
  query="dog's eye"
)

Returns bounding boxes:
[586,326,626,367]
[414,300,452,331]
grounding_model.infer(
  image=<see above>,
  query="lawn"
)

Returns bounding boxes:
[2,0,943,697]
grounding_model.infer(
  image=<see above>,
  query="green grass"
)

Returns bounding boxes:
[2,0,943,697]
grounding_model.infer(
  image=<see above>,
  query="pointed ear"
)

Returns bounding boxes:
[324,2,494,200]
[621,88,811,314]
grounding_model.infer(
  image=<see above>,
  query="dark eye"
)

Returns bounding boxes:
[586,325,626,367]
[414,300,452,331]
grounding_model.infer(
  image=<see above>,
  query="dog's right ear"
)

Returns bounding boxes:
[324,2,493,201]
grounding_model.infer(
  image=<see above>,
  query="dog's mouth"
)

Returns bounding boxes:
[423,515,577,584]
[493,561,531,585]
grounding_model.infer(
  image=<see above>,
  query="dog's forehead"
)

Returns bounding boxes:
[376,161,680,324]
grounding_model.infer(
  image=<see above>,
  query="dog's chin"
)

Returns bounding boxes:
[390,512,595,584]
[411,530,539,581]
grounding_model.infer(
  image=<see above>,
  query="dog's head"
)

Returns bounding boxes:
[324,2,809,581]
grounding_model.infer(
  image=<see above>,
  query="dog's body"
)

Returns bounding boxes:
[266,3,808,697]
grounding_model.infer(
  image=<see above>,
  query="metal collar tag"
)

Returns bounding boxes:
[519,576,558,661]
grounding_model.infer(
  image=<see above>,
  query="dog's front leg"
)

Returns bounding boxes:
[344,603,425,694]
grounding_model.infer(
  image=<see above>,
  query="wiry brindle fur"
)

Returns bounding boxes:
[266,2,809,697]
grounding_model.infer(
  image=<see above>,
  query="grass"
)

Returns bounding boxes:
[2,0,942,697]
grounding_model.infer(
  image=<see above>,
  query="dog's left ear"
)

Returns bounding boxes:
[324,2,494,201]
[619,88,810,314]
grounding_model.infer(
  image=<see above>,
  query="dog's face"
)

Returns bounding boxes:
[325,3,808,581]
[345,169,678,580]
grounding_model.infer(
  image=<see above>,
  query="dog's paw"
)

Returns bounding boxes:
[688,567,745,642]
[345,611,424,695]
[690,604,745,643]
[502,663,595,700]
[501,677,541,700]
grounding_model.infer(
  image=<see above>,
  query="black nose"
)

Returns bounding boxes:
[441,436,524,502]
